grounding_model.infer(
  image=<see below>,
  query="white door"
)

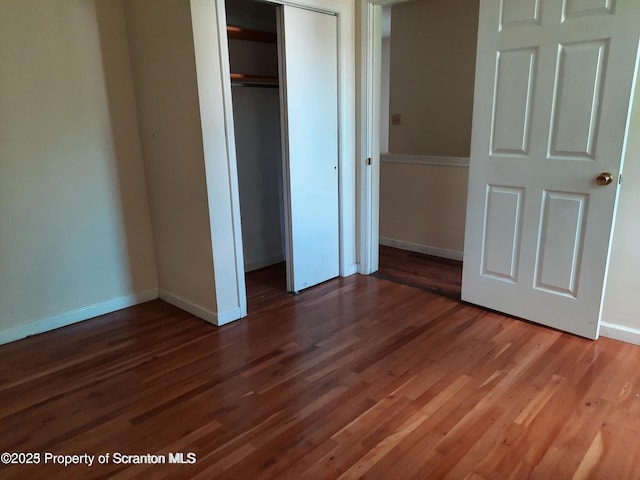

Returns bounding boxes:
[462,0,640,339]
[278,5,340,293]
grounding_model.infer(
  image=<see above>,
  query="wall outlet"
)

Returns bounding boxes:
[391,113,401,125]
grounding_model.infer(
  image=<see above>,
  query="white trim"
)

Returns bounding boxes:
[191,0,247,326]
[357,0,382,275]
[276,7,295,292]
[380,237,464,261]
[159,289,217,325]
[599,322,640,346]
[159,289,241,327]
[381,153,470,168]
[216,306,244,326]
[214,0,248,318]
[343,262,360,276]
[0,289,159,346]
[245,255,285,273]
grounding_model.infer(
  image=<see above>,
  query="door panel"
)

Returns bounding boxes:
[278,6,340,292]
[534,191,588,297]
[491,48,537,155]
[482,186,525,282]
[499,0,542,30]
[563,0,615,20]
[549,40,608,159]
[462,0,639,339]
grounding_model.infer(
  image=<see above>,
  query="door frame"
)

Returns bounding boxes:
[357,0,382,275]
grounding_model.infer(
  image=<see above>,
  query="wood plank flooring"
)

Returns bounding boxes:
[376,245,463,299]
[1,268,640,479]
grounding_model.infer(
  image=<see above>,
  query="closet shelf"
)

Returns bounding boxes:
[230,73,279,87]
[227,26,277,43]
[227,25,278,87]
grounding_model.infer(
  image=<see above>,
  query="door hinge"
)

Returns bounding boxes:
[367,157,372,166]
[619,173,623,185]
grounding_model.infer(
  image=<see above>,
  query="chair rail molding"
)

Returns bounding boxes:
[381,153,470,168]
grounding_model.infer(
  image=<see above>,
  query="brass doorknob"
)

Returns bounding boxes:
[596,172,613,186]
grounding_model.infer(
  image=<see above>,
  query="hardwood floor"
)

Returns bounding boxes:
[376,245,463,299]
[1,268,640,479]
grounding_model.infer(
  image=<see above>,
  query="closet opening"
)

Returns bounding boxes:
[224,0,342,310]
[225,0,288,302]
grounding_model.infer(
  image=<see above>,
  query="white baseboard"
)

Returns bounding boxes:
[342,262,359,277]
[380,237,464,262]
[245,254,284,273]
[158,289,242,327]
[216,306,243,326]
[599,322,640,346]
[158,289,217,324]
[0,289,159,346]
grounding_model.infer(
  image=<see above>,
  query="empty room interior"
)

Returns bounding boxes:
[2,0,640,478]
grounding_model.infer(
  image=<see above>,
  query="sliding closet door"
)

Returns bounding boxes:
[278,5,339,293]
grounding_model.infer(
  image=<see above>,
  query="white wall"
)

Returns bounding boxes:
[232,87,285,271]
[380,163,468,257]
[380,37,391,154]
[380,6,391,153]
[601,72,640,340]
[125,0,219,321]
[380,0,478,256]
[0,0,158,343]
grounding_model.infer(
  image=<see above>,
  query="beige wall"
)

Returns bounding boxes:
[380,163,468,254]
[0,0,158,340]
[380,0,478,254]
[602,75,640,333]
[125,0,217,317]
[388,0,478,157]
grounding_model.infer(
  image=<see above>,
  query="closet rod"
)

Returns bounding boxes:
[227,26,277,43]
[231,82,279,89]
[230,73,279,88]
